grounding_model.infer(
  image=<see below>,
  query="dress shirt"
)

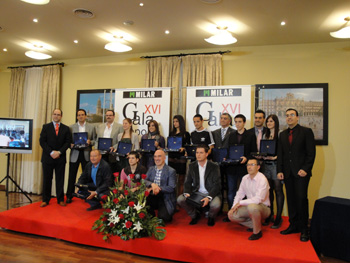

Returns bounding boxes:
[91,162,100,188]
[103,122,114,138]
[52,121,60,128]
[198,160,209,195]
[233,171,270,208]
[78,121,86,132]
[154,167,162,186]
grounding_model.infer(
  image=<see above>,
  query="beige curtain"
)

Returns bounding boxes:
[8,68,26,191]
[8,65,61,193]
[145,57,181,121]
[181,54,223,115]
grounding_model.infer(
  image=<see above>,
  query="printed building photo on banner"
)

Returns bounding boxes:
[114,88,171,138]
[255,83,328,145]
[185,86,252,132]
[76,90,115,123]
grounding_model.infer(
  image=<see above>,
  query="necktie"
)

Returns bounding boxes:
[221,128,226,141]
[289,129,293,145]
[55,123,59,136]
[257,129,262,151]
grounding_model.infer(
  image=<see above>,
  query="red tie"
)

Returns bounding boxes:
[288,129,293,145]
[55,123,59,136]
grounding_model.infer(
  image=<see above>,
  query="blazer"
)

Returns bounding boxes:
[212,126,236,148]
[69,122,96,162]
[277,124,316,178]
[39,122,71,164]
[247,126,268,149]
[145,165,177,216]
[77,159,113,194]
[95,122,123,149]
[117,132,140,150]
[184,160,221,199]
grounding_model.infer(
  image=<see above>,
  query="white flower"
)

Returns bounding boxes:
[122,206,130,214]
[133,202,144,212]
[133,221,143,232]
[109,215,120,224]
[110,209,118,218]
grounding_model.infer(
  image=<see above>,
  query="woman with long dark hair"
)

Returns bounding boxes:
[263,114,284,228]
[140,120,165,169]
[168,115,191,195]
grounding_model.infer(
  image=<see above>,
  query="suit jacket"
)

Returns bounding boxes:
[277,124,316,178]
[77,159,113,194]
[145,165,177,216]
[95,122,123,149]
[184,160,221,199]
[247,126,268,149]
[39,122,71,164]
[70,122,96,162]
[212,126,236,148]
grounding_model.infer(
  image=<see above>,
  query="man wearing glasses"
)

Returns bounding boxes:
[277,108,316,242]
[228,158,270,240]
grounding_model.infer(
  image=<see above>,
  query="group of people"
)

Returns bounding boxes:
[39,107,315,242]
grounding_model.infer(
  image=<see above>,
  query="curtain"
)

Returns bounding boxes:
[145,57,181,120]
[8,65,62,193]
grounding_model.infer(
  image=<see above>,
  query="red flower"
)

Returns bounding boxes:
[110,223,115,227]
[141,174,147,179]
[129,174,135,179]
[125,221,133,228]
[101,195,107,201]
[112,189,118,194]
[106,208,111,213]
[124,180,128,185]
[119,214,124,219]
[124,190,129,196]
[113,198,119,204]
[139,212,145,219]
[102,216,108,222]
[128,201,135,207]
[144,191,150,197]
[136,182,141,186]
[113,172,120,178]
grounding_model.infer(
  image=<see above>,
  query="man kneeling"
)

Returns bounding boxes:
[177,145,221,226]
[228,158,270,240]
[75,149,113,211]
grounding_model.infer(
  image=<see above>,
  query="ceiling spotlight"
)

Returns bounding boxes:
[330,17,350,39]
[139,3,144,6]
[205,26,237,45]
[74,40,78,44]
[3,48,8,52]
[165,30,170,34]
[21,0,50,4]
[281,21,286,26]
[25,51,52,60]
[104,36,132,52]
[33,18,38,23]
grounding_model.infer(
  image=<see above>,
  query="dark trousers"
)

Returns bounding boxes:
[66,151,88,199]
[42,161,66,203]
[284,174,310,231]
[146,193,172,223]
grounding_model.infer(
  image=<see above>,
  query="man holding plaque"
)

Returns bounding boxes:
[247,109,267,152]
[277,108,316,242]
[66,109,96,204]
[177,145,221,226]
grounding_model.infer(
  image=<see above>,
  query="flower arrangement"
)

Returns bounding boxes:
[92,172,166,241]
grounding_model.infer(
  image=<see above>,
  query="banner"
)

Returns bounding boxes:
[114,88,171,138]
[185,85,252,132]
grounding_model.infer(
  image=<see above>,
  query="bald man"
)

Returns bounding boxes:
[144,150,177,223]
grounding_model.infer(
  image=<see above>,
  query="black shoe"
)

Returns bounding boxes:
[246,228,253,232]
[271,217,283,229]
[189,214,200,225]
[222,216,230,222]
[207,217,215,226]
[280,226,300,235]
[248,231,262,240]
[300,231,310,242]
[66,198,72,204]
[86,204,102,211]
[262,214,273,226]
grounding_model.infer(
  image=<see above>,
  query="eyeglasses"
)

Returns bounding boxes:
[246,163,258,167]
[286,113,296,117]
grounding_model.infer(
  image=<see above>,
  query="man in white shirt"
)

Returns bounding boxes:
[228,158,270,240]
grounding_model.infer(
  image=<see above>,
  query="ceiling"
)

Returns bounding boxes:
[1,0,350,67]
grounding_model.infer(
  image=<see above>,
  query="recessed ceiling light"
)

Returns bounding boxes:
[3,48,7,52]
[21,0,50,5]
[281,21,286,26]
[139,3,144,6]
[25,51,52,60]
[0,26,4,32]
[165,30,170,34]
[123,20,134,26]
[74,40,78,44]
[33,18,38,23]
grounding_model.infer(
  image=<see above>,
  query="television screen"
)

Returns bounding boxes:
[0,118,33,154]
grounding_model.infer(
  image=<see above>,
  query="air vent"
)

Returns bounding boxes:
[201,0,221,3]
[73,8,94,19]
[0,26,3,32]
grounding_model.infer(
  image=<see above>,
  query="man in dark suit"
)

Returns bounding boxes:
[247,109,267,152]
[145,150,177,223]
[76,149,113,211]
[66,109,96,204]
[177,145,221,226]
[39,109,71,207]
[277,108,316,242]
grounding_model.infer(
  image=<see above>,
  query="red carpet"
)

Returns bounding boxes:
[0,199,320,263]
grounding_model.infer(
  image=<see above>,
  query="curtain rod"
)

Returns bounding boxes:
[140,50,231,59]
[7,62,65,69]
